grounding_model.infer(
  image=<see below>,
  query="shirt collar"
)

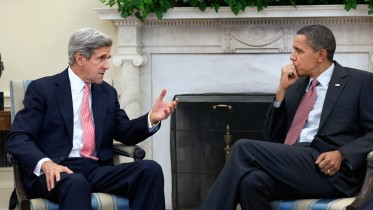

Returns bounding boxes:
[310,63,334,88]
[68,66,90,93]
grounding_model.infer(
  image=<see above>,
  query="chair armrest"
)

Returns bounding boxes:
[113,143,146,161]
[346,151,373,210]
[7,153,31,210]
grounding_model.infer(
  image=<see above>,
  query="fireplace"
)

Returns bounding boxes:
[170,93,274,210]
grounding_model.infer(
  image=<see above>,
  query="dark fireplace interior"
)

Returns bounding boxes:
[170,93,274,210]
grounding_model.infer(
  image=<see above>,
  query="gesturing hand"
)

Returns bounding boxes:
[41,160,73,191]
[150,89,178,125]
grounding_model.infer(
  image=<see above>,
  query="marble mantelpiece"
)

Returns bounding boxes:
[96,5,373,209]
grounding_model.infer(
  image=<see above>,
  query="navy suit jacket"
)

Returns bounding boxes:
[6,69,158,191]
[263,61,373,196]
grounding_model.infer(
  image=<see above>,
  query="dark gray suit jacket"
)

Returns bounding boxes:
[264,61,373,196]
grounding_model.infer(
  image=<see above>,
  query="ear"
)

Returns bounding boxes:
[317,49,328,62]
[75,53,84,66]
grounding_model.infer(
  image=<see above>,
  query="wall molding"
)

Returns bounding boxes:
[96,5,372,21]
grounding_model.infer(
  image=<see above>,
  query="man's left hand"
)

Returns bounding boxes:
[315,150,345,176]
[150,89,178,125]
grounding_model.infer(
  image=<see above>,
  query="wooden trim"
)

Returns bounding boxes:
[0,111,10,131]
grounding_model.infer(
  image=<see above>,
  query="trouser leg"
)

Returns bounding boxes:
[30,158,165,210]
[33,173,92,210]
[198,139,343,210]
[238,170,275,210]
[56,174,92,210]
[198,139,261,210]
[87,159,165,210]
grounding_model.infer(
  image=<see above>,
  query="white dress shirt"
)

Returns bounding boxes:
[274,64,334,143]
[33,67,158,175]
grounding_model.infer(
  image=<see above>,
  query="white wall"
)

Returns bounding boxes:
[0,0,117,98]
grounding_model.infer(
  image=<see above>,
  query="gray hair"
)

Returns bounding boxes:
[68,28,112,65]
[296,25,336,62]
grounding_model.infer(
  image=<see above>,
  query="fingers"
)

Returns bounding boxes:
[158,89,167,102]
[169,98,178,111]
[43,161,73,191]
[46,172,53,191]
[160,101,176,118]
[326,169,336,176]
[315,151,342,176]
[277,64,299,97]
[282,64,297,77]
[150,90,178,123]
[314,153,325,165]
[164,102,176,116]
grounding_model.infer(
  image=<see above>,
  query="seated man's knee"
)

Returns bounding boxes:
[231,139,252,155]
[60,173,89,189]
[138,160,163,175]
[239,170,273,193]
[233,139,248,147]
[233,139,255,149]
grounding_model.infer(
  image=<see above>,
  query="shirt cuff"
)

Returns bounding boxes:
[273,100,281,108]
[148,110,160,130]
[33,157,51,176]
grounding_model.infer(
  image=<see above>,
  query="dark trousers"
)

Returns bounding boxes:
[30,158,165,210]
[198,139,345,210]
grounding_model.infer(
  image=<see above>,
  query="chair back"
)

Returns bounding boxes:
[9,79,114,123]
[9,80,32,123]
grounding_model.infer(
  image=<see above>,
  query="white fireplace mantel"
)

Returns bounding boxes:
[96,6,373,209]
[97,5,372,19]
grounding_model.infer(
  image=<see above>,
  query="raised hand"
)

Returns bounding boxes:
[276,63,299,103]
[149,89,178,125]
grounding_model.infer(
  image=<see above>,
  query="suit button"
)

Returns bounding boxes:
[59,157,65,160]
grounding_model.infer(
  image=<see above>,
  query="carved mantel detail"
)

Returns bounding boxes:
[222,27,290,53]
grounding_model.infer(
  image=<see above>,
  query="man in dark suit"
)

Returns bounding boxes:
[6,28,178,210]
[198,25,373,210]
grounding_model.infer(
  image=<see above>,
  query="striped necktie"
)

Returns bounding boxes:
[80,84,98,160]
[284,79,318,145]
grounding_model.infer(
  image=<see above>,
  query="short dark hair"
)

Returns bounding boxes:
[296,25,336,62]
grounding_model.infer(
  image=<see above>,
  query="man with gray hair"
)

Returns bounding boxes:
[6,27,178,210]
[198,24,373,210]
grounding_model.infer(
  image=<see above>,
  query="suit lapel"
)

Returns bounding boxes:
[318,63,347,130]
[54,70,74,141]
[91,84,107,148]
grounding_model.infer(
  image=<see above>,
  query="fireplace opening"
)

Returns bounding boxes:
[170,93,274,210]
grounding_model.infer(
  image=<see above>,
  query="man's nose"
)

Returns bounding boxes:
[103,59,110,70]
